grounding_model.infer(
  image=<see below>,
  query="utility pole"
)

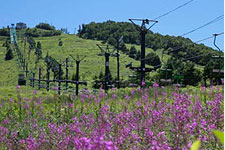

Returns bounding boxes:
[70,54,87,96]
[113,36,123,89]
[58,63,62,95]
[105,52,110,91]
[96,44,115,91]
[75,60,80,95]
[65,57,69,90]
[39,68,41,89]
[128,19,158,87]
[46,58,51,92]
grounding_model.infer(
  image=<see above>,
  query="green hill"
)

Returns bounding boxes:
[0,34,144,87]
[78,20,221,66]
[0,21,223,97]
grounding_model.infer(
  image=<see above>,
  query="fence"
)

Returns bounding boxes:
[29,59,87,95]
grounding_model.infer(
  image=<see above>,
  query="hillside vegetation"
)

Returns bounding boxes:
[0,21,223,93]
[78,20,220,66]
[0,34,142,87]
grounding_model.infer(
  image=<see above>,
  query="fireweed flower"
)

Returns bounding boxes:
[0,84,223,149]
[131,89,135,96]
[16,85,20,89]
[9,98,13,103]
[125,95,130,100]
[153,82,159,88]
[69,103,74,108]
[112,94,117,99]
[53,86,59,91]
[141,81,145,86]
[201,86,206,92]
[33,90,37,95]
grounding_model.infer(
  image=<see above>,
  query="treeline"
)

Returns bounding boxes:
[0,23,61,37]
[78,20,219,66]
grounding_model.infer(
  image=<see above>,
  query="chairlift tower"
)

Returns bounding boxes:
[128,19,158,87]
[110,36,123,89]
[212,33,224,84]
[70,54,87,95]
[96,44,115,91]
[9,24,17,44]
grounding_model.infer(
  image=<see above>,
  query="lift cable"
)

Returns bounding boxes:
[180,15,224,36]
[154,0,195,20]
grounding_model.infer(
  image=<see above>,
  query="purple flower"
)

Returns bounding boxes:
[125,95,130,100]
[9,98,13,102]
[16,85,20,89]
[153,83,159,88]
[201,86,206,91]
[112,94,117,99]
[33,90,37,95]
[53,86,59,91]
[131,89,135,96]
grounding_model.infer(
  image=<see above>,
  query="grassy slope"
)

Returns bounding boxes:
[0,33,206,99]
[0,34,149,98]
[31,34,142,81]
[0,36,20,86]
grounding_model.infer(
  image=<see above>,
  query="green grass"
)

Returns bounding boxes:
[22,34,143,81]
[0,34,205,98]
[0,34,149,97]
[0,36,21,87]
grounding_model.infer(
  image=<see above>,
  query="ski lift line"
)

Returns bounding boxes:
[167,32,224,54]
[180,15,224,36]
[155,51,217,68]
[129,19,158,32]
[195,32,224,43]
[195,35,214,43]
[181,51,215,61]
[154,0,194,20]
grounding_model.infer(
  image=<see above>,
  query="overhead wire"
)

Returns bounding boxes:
[154,0,195,20]
[195,32,224,43]
[167,32,224,54]
[180,15,224,36]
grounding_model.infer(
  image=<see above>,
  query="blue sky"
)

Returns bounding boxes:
[0,0,224,50]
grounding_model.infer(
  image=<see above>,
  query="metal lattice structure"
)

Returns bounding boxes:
[10,24,17,44]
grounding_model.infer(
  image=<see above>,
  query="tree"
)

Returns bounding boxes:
[5,47,13,60]
[35,41,42,59]
[0,27,10,36]
[135,51,141,60]
[107,36,116,46]
[77,21,219,66]
[58,39,63,46]
[203,58,223,85]
[145,52,161,66]
[16,22,27,29]
[182,61,202,86]
[36,23,55,30]
[129,46,137,59]
[2,38,10,47]
[36,41,41,49]
[27,36,36,49]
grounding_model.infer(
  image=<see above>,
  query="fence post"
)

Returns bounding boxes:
[26,63,28,77]
[38,68,41,89]
[32,72,35,88]
[65,58,69,91]
[75,61,80,96]
[47,64,50,91]
[58,64,62,95]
